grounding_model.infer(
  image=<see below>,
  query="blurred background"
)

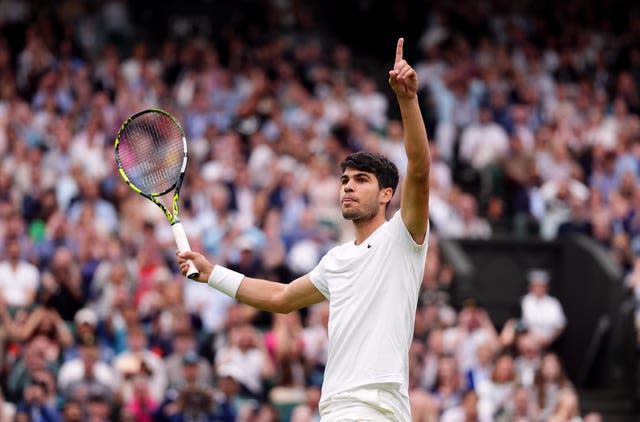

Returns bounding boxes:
[0,0,638,421]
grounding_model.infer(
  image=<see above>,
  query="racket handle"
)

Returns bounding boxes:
[172,222,200,280]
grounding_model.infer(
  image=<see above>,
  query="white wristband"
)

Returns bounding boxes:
[207,265,244,298]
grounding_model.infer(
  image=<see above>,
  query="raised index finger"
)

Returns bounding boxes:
[395,37,404,64]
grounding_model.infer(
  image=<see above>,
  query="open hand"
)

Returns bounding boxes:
[388,38,418,99]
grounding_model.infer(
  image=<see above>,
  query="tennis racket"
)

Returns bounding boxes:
[114,108,199,279]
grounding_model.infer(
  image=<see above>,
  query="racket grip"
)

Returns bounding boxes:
[172,222,200,280]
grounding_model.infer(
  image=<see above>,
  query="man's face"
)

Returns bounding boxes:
[530,281,547,298]
[339,168,388,222]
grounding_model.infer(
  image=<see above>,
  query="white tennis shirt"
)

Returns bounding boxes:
[309,210,429,405]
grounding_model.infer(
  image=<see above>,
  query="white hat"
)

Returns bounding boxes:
[217,364,242,382]
[74,308,98,326]
[527,269,550,284]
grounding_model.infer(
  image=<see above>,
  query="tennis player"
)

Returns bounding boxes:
[178,37,430,421]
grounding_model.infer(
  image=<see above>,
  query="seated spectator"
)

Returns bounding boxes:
[85,392,112,422]
[443,300,499,375]
[534,352,575,421]
[0,237,40,312]
[458,105,509,198]
[546,388,582,422]
[264,311,306,389]
[215,323,275,400]
[15,379,61,422]
[125,373,158,422]
[6,337,57,403]
[29,368,58,412]
[428,354,464,417]
[63,307,115,363]
[465,340,495,391]
[60,399,83,422]
[513,333,542,388]
[164,330,213,389]
[57,335,117,403]
[509,385,540,421]
[420,327,449,392]
[440,389,482,422]
[520,269,567,349]
[38,246,85,322]
[301,302,329,387]
[477,352,518,420]
[538,176,590,239]
[210,365,244,422]
[7,305,73,357]
[168,385,219,422]
[113,324,168,402]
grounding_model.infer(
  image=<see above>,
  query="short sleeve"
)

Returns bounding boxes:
[309,254,330,300]
[388,210,429,252]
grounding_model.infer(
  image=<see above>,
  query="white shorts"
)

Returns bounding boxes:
[319,384,410,422]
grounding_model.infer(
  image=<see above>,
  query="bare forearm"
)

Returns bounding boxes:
[398,96,430,175]
[236,273,325,314]
[177,251,324,313]
[235,277,289,313]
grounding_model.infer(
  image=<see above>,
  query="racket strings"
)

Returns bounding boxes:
[117,113,185,194]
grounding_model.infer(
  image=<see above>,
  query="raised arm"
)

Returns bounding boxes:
[177,251,326,313]
[388,38,430,244]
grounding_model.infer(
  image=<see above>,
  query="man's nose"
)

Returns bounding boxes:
[343,180,354,192]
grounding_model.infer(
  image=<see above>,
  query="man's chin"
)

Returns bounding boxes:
[342,210,373,222]
[341,211,358,220]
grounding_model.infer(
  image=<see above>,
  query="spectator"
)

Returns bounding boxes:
[7,305,73,352]
[113,324,168,402]
[209,365,242,422]
[546,388,582,422]
[428,354,464,417]
[125,373,158,422]
[458,105,509,198]
[6,337,56,403]
[38,246,85,322]
[85,392,112,422]
[57,335,117,403]
[440,389,482,422]
[520,269,567,349]
[534,352,575,421]
[477,352,518,421]
[15,379,60,422]
[63,307,115,363]
[513,333,542,388]
[443,300,499,375]
[0,237,40,311]
[215,323,275,400]
[60,399,82,422]
[165,331,213,389]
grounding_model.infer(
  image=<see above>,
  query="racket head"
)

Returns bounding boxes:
[114,108,187,197]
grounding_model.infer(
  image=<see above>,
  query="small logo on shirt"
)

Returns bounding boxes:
[367,243,372,249]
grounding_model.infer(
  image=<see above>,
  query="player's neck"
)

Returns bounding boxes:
[352,213,387,245]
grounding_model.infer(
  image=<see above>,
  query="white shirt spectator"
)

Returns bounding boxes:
[459,117,509,170]
[58,358,118,393]
[183,281,235,334]
[0,257,39,308]
[215,324,272,396]
[348,78,388,130]
[521,293,566,342]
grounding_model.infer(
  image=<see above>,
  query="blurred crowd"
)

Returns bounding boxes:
[0,0,637,421]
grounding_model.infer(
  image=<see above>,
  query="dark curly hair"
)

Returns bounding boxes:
[340,151,399,195]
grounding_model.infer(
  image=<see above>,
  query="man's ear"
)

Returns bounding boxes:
[380,187,394,205]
